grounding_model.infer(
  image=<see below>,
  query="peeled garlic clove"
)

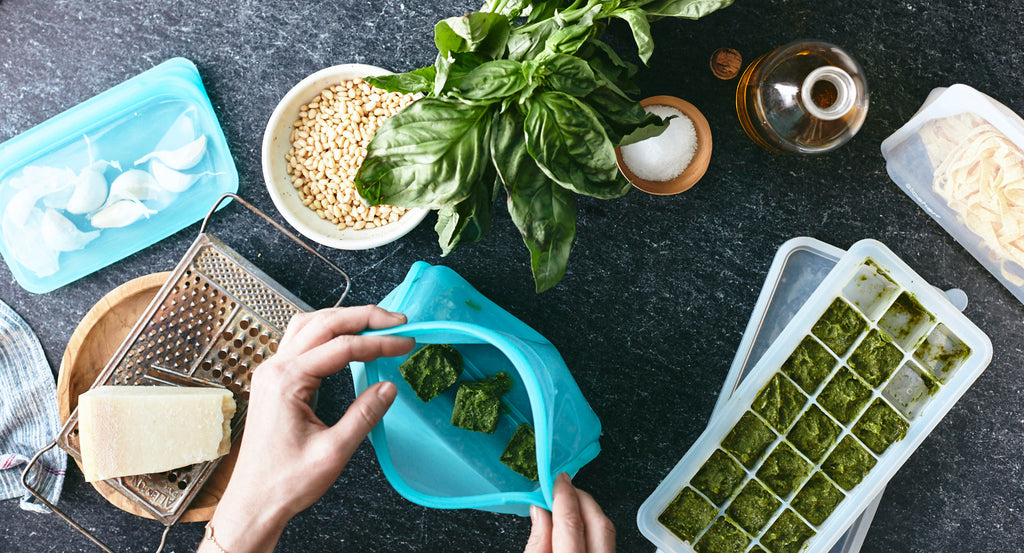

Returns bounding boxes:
[135,135,207,171]
[66,162,111,214]
[106,169,162,204]
[41,208,100,252]
[3,188,45,227]
[2,209,59,277]
[150,159,201,193]
[90,199,156,228]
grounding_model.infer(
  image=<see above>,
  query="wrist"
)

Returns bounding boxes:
[201,485,290,553]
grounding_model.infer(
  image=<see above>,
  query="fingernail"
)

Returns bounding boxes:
[530,504,540,522]
[390,311,407,322]
[377,380,396,400]
[558,472,571,485]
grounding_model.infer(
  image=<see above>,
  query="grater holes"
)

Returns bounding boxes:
[268,341,279,353]
[221,330,233,340]
[258,333,270,345]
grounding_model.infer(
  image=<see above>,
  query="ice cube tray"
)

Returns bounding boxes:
[638,239,991,553]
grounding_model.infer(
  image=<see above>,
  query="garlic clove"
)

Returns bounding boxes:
[4,188,45,227]
[150,159,202,193]
[2,208,60,277]
[66,161,111,214]
[41,208,100,252]
[90,199,156,228]
[106,169,163,205]
[135,134,207,171]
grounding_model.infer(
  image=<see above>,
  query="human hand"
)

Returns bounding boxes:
[524,473,616,553]
[198,306,414,553]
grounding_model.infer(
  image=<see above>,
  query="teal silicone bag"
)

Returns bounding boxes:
[349,262,602,515]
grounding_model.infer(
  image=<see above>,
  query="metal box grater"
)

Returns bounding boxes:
[24,194,350,552]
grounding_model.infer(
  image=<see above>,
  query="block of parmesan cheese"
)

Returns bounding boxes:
[77,385,236,482]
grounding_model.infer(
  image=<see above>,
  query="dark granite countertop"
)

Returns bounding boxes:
[1,1,1022,552]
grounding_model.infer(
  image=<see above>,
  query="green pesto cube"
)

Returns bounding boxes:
[658,487,717,543]
[811,298,867,356]
[781,336,835,394]
[760,509,815,553]
[848,330,903,388]
[817,367,872,424]
[752,374,807,433]
[852,399,909,454]
[722,412,776,469]
[694,517,750,553]
[451,372,512,433]
[398,344,463,402]
[757,442,812,497]
[691,449,747,506]
[821,436,877,491]
[500,423,538,481]
[792,472,845,526]
[788,406,841,463]
[726,479,781,535]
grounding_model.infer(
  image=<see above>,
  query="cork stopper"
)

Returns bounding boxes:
[710,48,742,80]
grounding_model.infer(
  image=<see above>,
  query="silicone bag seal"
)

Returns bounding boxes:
[350,262,602,515]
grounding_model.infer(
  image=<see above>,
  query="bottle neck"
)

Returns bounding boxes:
[801,66,856,121]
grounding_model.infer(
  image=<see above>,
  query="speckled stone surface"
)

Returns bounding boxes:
[1,1,1023,552]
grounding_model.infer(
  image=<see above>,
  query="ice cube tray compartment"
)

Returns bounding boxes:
[637,240,991,553]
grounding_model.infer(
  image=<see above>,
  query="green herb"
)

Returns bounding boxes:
[501,422,539,480]
[658,487,718,542]
[694,517,750,553]
[792,472,845,526]
[398,344,464,402]
[726,479,781,535]
[691,449,746,506]
[757,442,812,498]
[356,0,733,292]
[721,412,776,469]
[451,372,513,433]
[761,509,815,553]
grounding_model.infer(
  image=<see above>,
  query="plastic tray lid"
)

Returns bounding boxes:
[0,57,238,293]
[637,239,992,553]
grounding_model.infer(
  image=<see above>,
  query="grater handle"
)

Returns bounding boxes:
[21,441,177,553]
[199,193,351,307]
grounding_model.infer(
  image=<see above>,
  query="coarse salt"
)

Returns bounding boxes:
[620,104,697,182]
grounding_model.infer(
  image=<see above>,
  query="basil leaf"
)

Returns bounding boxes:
[542,54,597,97]
[613,7,654,63]
[366,66,436,95]
[434,13,511,58]
[491,109,576,293]
[356,100,494,208]
[541,23,595,57]
[583,85,668,146]
[435,165,500,255]
[524,91,628,199]
[577,38,640,96]
[508,18,558,61]
[446,60,527,101]
[638,0,734,19]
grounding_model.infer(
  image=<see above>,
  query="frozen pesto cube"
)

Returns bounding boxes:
[451,372,512,433]
[722,412,777,469]
[852,398,909,454]
[821,436,877,491]
[781,336,835,394]
[792,472,845,526]
[788,406,841,463]
[752,374,807,433]
[756,442,812,498]
[811,298,867,356]
[399,344,463,402]
[658,487,718,543]
[694,517,751,553]
[848,330,904,388]
[692,449,747,506]
[500,423,538,480]
[726,479,781,535]
[761,509,815,553]
[818,367,872,424]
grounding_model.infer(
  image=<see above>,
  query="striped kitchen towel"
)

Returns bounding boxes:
[0,299,66,513]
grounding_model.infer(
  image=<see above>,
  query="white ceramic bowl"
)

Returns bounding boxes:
[262,63,428,250]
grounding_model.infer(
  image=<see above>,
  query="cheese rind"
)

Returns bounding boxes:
[77,385,236,482]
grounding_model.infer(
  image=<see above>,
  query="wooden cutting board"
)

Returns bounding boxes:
[57,271,238,522]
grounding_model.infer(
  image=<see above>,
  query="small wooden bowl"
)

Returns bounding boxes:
[615,95,712,195]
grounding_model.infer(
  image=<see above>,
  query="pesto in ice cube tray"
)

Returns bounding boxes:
[638,240,992,553]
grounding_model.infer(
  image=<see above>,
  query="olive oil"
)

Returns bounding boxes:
[736,40,869,154]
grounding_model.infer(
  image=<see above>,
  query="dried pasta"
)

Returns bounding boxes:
[920,113,1024,285]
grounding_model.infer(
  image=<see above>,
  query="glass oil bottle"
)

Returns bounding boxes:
[735,40,869,154]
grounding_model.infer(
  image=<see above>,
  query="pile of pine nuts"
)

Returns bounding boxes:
[285,78,417,230]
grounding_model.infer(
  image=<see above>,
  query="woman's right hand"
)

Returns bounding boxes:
[524,473,616,553]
